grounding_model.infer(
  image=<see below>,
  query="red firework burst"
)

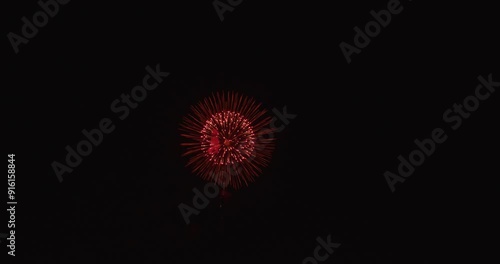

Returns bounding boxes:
[180,92,275,189]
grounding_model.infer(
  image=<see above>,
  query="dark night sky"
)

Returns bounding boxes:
[4,0,499,263]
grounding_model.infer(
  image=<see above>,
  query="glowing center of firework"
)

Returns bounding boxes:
[201,111,256,165]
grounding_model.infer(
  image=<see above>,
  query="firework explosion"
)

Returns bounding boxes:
[180,92,274,189]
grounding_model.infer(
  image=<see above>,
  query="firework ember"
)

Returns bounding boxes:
[180,92,274,189]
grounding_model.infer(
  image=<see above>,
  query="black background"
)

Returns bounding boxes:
[3,0,499,263]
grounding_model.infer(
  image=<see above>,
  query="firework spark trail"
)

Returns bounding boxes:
[180,92,275,189]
